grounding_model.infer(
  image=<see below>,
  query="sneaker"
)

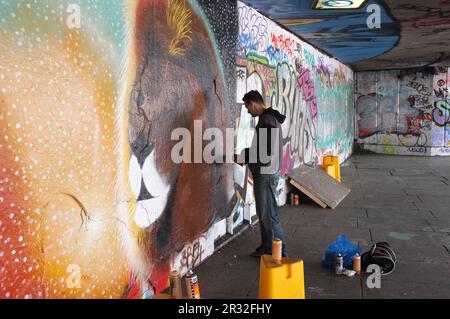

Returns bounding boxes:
[250,246,267,258]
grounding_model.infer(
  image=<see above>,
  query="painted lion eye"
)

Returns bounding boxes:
[142,150,170,198]
[137,90,145,108]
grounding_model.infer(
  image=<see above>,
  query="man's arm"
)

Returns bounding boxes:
[234,148,249,166]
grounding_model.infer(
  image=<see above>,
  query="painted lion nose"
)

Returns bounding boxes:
[138,178,154,201]
[130,133,154,167]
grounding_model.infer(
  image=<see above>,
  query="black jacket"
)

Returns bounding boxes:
[242,108,286,175]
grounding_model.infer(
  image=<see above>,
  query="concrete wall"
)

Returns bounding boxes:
[236,1,355,171]
[0,0,355,299]
[0,0,239,299]
[356,67,450,156]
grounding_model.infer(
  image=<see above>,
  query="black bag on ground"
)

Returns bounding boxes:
[361,242,397,275]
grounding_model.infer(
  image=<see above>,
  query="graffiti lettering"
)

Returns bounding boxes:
[437,79,447,87]
[406,81,432,108]
[407,81,431,97]
[437,147,450,154]
[356,68,450,153]
[406,114,432,135]
[408,147,427,153]
[271,63,317,164]
[237,69,246,80]
[271,33,294,56]
[266,45,289,64]
[408,94,430,108]
[303,48,316,68]
[298,69,318,119]
[180,239,205,271]
[238,5,269,56]
[432,100,450,126]
[434,87,448,99]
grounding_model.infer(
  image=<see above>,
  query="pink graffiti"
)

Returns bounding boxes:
[271,33,294,56]
[281,145,295,176]
[297,69,318,119]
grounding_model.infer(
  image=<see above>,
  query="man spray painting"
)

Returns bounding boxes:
[237,90,288,258]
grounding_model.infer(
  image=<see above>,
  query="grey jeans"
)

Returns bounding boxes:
[253,172,287,256]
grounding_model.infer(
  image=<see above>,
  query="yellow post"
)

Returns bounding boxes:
[259,255,305,299]
[321,155,341,182]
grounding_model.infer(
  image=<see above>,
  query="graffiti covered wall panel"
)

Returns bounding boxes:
[356,67,450,156]
[0,0,237,299]
[236,1,354,175]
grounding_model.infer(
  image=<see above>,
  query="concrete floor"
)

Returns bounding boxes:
[194,154,450,299]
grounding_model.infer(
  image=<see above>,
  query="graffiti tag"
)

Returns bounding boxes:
[271,63,317,164]
[408,147,427,154]
[432,100,450,126]
[180,239,205,270]
[298,69,318,118]
[270,33,294,56]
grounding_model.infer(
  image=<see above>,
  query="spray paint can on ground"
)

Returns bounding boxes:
[335,253,344,275]
[185,270,201,299]
[294,195,300,206]
[170,270,183,299]
[353,253,361,274]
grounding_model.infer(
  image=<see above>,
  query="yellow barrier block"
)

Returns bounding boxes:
[259,255,305,299]
[321,155,341,182]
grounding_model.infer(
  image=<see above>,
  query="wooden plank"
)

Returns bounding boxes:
[287,165,351,209]
[289,179,328,208]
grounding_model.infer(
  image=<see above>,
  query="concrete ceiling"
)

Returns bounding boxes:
[353,0,450,71]
[242,0,450,71]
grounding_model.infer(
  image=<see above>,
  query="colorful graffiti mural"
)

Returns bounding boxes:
[356,67,450,156]
[236,1,354,177]
[242,0,400,64]
[0,0,238,299]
